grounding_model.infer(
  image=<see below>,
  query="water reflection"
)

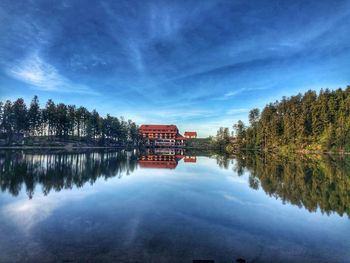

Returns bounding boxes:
[1,150,350,218]
[0,149,198,198]
[216,152,350,218]
[139,148,196,169]
[0,150,350,262]
[0,150,139,198]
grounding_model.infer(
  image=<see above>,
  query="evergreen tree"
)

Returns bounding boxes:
[219,86,350,152]
[28,96,41,136]
[0,96,140,146]
[12,98,28,135]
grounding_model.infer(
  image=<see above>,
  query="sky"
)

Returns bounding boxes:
[1,0,350,137]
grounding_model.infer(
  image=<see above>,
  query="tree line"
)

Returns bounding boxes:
[0,96,140,145]
[216,86,350,151]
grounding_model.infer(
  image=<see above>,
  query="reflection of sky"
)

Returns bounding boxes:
[0,156,349,262]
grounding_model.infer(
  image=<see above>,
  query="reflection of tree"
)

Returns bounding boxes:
[214,153,233,170]
[0,150,139,198]
[232,152,350,218]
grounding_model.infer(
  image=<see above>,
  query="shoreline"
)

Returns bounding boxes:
[0,146,136,150]
[230,147,350,155]
[0,145,211,150]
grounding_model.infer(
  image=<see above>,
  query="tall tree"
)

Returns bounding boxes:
[43,99,56,138]
[12,98,28,135]
[28,96,41,136]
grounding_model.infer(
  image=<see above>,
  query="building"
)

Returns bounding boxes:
[139,124,186,147]
[184,132,197,139]
[138,149,185,169]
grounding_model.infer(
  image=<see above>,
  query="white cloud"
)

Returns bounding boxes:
[7,52,98,94]
[223,86,268,99]
[227,108,249,115]
[224,88,246,97]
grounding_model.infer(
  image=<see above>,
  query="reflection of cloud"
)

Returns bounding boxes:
[226,175,247,184]
[221,191,271,209]
[123,217,141,246]
[3,197,61,233]
[223,194,245,205]
[222,192,269,209]
[2,190,96,233]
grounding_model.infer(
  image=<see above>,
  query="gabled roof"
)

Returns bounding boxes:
[175,133,186,140]
[139,124,178,131]
[184,131,197,136]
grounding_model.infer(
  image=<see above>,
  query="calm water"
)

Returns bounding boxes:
[0,150,349,263]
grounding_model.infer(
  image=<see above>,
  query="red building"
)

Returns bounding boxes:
[184,132,197,138]
[139,124,186,147]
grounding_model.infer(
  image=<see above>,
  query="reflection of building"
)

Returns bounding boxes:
[139,125,186,147]
[184,132,197,138]
[138,148,187,169]
[184,156,196,163]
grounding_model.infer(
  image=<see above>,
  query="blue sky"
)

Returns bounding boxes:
[1,0,350,136]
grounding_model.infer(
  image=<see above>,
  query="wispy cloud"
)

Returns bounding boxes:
[224,88,246,97]
[227,108,249,115]
[223,86,268,98]
[124,108,214,123]
[7,52,98,94]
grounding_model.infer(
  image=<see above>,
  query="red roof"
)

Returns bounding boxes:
[184,132,197,136]
[139,124,178,133]
[175,133,186,140]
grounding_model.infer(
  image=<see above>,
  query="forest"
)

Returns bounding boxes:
[0,96,140,146]
[216,86,350,152]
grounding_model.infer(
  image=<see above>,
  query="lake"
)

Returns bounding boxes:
[0,149,349,263]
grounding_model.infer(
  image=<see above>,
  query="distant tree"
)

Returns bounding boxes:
[0,101,3,133]
[221,86,350,152]
[1,100,14,139]
[43,99,56,139]
[12,98,28,135]
[75,106,84,138]
[28,96,41,136]
[67,105,76,136]
[89,109,100,141]
[55,103,69,137]
[0,96,143,146]
[233,120,246,146]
